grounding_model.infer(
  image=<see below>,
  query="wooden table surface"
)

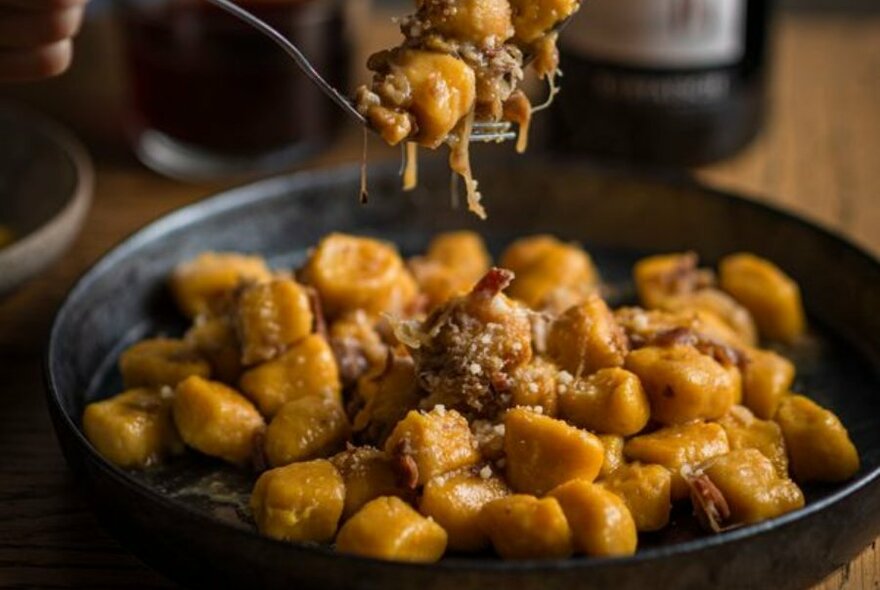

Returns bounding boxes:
[1,9,879,590]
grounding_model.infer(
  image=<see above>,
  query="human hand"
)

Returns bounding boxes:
[0,0,88,82]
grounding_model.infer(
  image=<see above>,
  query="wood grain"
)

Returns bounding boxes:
[1,10,878,590]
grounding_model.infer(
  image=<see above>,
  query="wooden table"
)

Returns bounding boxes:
[1,9,879,590]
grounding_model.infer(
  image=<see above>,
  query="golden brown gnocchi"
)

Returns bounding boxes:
[625,345,739,425]
[419,467,509,552]
[83,388,183,469]
[547,295,629,376]
[775,395,859,483]
[687,449,804,529]
[424,231,492,286]
[263,396,350,467]
[351,353,422,446]
[419,0,514,47]
[719,253,806,343]
[170,252,271,318]
[172,376,265,466]
[504,407,604,495]
[239,334,341,419]
[717,405,788,477]
[384,408,481,486]
[624,422,730,500]
[548,479,638,557]
[250,459,345,542]
[508,0,580,44]
[600,463,672,532]
[478,495,573,559]
[741,347,795,419]
[502,235,599,313]
[302,233,417,319]
[558,367,650,436]
[235,277,313,366]
[331,446,410,521]
[119,338,210,389]
[336,497,448,562]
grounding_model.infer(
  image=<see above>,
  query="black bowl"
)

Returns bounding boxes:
[46,158,880,590]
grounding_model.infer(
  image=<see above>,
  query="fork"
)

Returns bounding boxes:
[203,0,519,143]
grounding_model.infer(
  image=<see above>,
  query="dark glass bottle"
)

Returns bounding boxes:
[551,0,773,165]
[121,0,351,180]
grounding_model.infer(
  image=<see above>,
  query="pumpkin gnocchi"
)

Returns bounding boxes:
[83,235,858,563]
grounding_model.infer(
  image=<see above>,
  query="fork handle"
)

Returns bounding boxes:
[204,0,367,126]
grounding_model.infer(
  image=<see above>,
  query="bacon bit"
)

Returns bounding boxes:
[305,286,327,338]
[490,371,513,394]
[647,252,717,300]
[683,466,732,533]
[666,252,700,291]
[330,337,370,388]
[251,429,268,474]
[391,439,419,490]
[375,349,404,381]
[650,327,745,369]
[472,268,514,299]
[653,326,698,348]
[698,340,745,370]
[626,332,648,349]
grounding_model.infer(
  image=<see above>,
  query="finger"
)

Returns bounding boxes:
[0,0,88,11]
[0,39,73,82]
[0,6,84,49]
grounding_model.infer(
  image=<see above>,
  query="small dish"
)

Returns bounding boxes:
[0,102,93,295]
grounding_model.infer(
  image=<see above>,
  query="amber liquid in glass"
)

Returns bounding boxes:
[123,0,350,160]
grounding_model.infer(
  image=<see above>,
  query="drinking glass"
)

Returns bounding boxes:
[120,0,352,181]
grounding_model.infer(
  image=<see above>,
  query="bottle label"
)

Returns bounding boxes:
[562,0,747,68]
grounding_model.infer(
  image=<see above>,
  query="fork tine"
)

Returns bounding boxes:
[470,130,517,143]
[471,121,516,143]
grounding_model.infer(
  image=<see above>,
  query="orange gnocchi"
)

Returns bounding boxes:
[83,236,858,563]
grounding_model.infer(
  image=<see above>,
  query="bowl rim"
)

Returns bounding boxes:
[44,159,880,572]
[0,102,94,289]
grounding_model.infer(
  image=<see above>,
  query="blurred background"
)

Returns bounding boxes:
[1,0,877,175]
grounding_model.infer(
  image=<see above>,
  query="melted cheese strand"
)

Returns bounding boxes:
[503,91,534,155]
[516,112,532,154]
[532,70,562,113]
[359,127,369,204]
[449,110,486,219]
[402,142,419,191]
